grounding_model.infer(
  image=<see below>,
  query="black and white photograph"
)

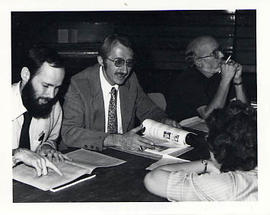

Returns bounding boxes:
[2,0,270,215]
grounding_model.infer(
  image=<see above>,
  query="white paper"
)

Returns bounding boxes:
[146,154,190,171]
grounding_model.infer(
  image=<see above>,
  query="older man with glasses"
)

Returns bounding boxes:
[61,34,179,152]
[167,35,247,120]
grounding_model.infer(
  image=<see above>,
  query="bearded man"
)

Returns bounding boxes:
[12,46,68,176]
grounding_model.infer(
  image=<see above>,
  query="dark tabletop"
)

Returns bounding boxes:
[13,133,209,202]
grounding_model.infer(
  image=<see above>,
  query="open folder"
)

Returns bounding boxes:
[13,149,126,192]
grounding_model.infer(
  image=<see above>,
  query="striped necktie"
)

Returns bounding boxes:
[19,111,32,149]
[107,87,118,134]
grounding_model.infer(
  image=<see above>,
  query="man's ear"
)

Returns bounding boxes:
[194,59,202,68]
[97,56,104,66]
[20,67,30,84]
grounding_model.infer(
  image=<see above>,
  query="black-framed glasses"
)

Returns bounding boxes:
[196,48,223,60]
[106,57,135,68]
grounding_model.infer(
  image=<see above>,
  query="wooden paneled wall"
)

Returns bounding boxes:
[12,10,256,99]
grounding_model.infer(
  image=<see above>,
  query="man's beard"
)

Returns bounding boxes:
[21,81,58,119]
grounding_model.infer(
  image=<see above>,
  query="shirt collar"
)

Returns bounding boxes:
[99,66,119,94]
[12,81,27,120]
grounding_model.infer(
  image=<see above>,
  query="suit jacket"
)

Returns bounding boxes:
[61,64,167,151]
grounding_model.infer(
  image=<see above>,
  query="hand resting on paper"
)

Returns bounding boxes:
[13,148,63,176]
[37,144,71,163]
[104,125,155,151]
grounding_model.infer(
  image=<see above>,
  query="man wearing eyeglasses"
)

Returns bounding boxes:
[61,34,179,152]
[167,36,247,120]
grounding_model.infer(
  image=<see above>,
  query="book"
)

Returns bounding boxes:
[13,149,126,192]
[113,119,194,160]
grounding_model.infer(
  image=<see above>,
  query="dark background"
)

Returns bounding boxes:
[11,10,257,103]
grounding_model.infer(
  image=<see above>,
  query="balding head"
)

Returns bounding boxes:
[185,36,223,77]
[185,36,219,57]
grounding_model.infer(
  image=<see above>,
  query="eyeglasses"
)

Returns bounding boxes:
[106,57,135,68]
[196,48,223,60]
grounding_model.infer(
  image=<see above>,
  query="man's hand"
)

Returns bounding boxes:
[104,125,155,151]
[220,60,238,83]
[160,118,181,129]
[13,148,63,176]
[38,144,71,163]
[233,63,243,84]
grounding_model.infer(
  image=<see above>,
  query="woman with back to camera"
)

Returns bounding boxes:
[144,100,257,201]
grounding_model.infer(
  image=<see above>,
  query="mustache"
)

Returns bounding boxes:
[38,97,53,103]
[115,72,127,76]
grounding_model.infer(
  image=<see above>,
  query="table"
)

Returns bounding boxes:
[13,135,209,202]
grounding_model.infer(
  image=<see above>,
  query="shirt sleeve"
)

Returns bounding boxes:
[167,171,234,201]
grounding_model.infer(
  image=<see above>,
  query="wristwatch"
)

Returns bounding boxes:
[201,159,208,173]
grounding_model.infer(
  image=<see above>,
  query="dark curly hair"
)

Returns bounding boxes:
[206,100,257,172]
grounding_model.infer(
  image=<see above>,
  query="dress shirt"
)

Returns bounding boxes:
[99,66,123,134]
[12,82,62,152]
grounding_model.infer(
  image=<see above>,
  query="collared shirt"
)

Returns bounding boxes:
[99,66,123,134]
[12,82,62,152]
[166,167,258,201]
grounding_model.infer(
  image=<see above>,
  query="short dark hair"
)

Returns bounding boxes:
[206,100,257,172]
[98,34,134,59]
[23,46,64,78]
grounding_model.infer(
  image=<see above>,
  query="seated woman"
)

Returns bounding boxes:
[144,100,257,201]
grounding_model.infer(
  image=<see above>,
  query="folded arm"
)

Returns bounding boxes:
[144,160,220,199]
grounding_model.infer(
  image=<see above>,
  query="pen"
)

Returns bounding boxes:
[38,131,45,142]
[50,174,96,192]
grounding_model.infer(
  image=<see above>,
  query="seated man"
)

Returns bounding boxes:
[61,34,179,152]
[166,36,247,120]
[12,46,69,176]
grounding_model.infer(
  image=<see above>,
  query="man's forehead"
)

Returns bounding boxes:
[194,38,219,56]
[36,62,64,74]
[109,42,133,57]
[33,62,65,83]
